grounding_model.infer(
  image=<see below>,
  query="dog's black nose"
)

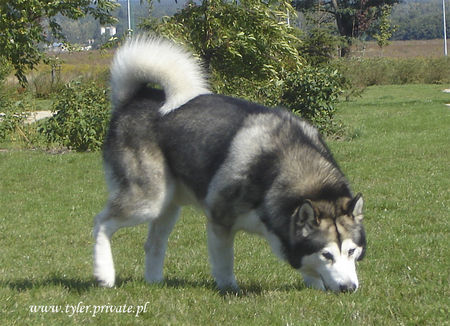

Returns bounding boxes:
[339,283,357,292]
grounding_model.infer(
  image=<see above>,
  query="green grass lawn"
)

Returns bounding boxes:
[1,84,449,325]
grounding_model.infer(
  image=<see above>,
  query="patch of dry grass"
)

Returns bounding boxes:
[353,39,448,58]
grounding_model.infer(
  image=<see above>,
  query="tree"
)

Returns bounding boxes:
[147,0,299,76]
[141,0,346,133]
[293,0,399,56]
[372,4,396,51]
[142,0,302,103]
[0,0,118,85]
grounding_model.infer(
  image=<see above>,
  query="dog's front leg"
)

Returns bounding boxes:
[207,222,239,292]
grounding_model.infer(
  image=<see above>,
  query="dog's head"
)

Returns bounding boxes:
[287,194,366,292]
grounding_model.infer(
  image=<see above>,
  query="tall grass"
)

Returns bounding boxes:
[337,57,450,88]
[27,64,110,99]
[352,39,446,58]
[2,50,112,99]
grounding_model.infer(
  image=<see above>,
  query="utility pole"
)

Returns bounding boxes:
[127,0,132,38]
[444,0,448,56]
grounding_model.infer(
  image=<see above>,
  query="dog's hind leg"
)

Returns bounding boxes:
[93,194,174,287]
[207,222,238,292]
[93,157,174,288]
[144,204,180,284]
[93,205,121,288]
[92,140,177,287]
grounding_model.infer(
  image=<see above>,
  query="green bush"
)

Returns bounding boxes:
[422,57,450,84]
[0,56,13,109]
[297,28,341,66]
[39,80,110,151]
[0,100,28,141]
[0,56,11,82]
[0,59,43,145]
[0,96,46,148]
[211,65,345,135]
[280,66,345,134]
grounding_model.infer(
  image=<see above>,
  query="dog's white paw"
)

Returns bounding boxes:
[94,269,115,288]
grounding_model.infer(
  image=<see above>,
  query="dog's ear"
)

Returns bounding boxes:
[290,200,318,244]
[347,193,364,223]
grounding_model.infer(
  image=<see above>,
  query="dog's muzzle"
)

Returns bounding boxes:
[339,282,357,292]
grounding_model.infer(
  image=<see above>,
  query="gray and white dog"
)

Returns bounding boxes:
[93,37,366,292]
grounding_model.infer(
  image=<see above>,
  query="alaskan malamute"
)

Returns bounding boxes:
[93,37,366,292]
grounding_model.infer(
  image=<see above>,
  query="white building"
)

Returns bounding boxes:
[100,26,117,36]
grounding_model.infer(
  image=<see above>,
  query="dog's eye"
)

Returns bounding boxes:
[348,248,356,257]
[322,252,334,261]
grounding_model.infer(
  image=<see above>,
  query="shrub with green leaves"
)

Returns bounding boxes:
[0,56,12,110]
[296,28,341,66]
[0,101,28,141]
[281,67,345,134]
[39,80,110,151]
[0,56,11,82]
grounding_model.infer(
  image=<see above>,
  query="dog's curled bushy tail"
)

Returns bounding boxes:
[110,36,210,115]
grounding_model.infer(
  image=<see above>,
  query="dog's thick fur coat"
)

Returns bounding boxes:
[93,37,366,292]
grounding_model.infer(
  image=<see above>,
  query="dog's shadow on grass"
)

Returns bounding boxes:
[161,277,307,297]
[3,276,306,296]
[235,282,307,297]
[3,277,98,294]
[2,276,205,294]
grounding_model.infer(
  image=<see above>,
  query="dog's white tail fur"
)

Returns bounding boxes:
[110,36,210,115]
